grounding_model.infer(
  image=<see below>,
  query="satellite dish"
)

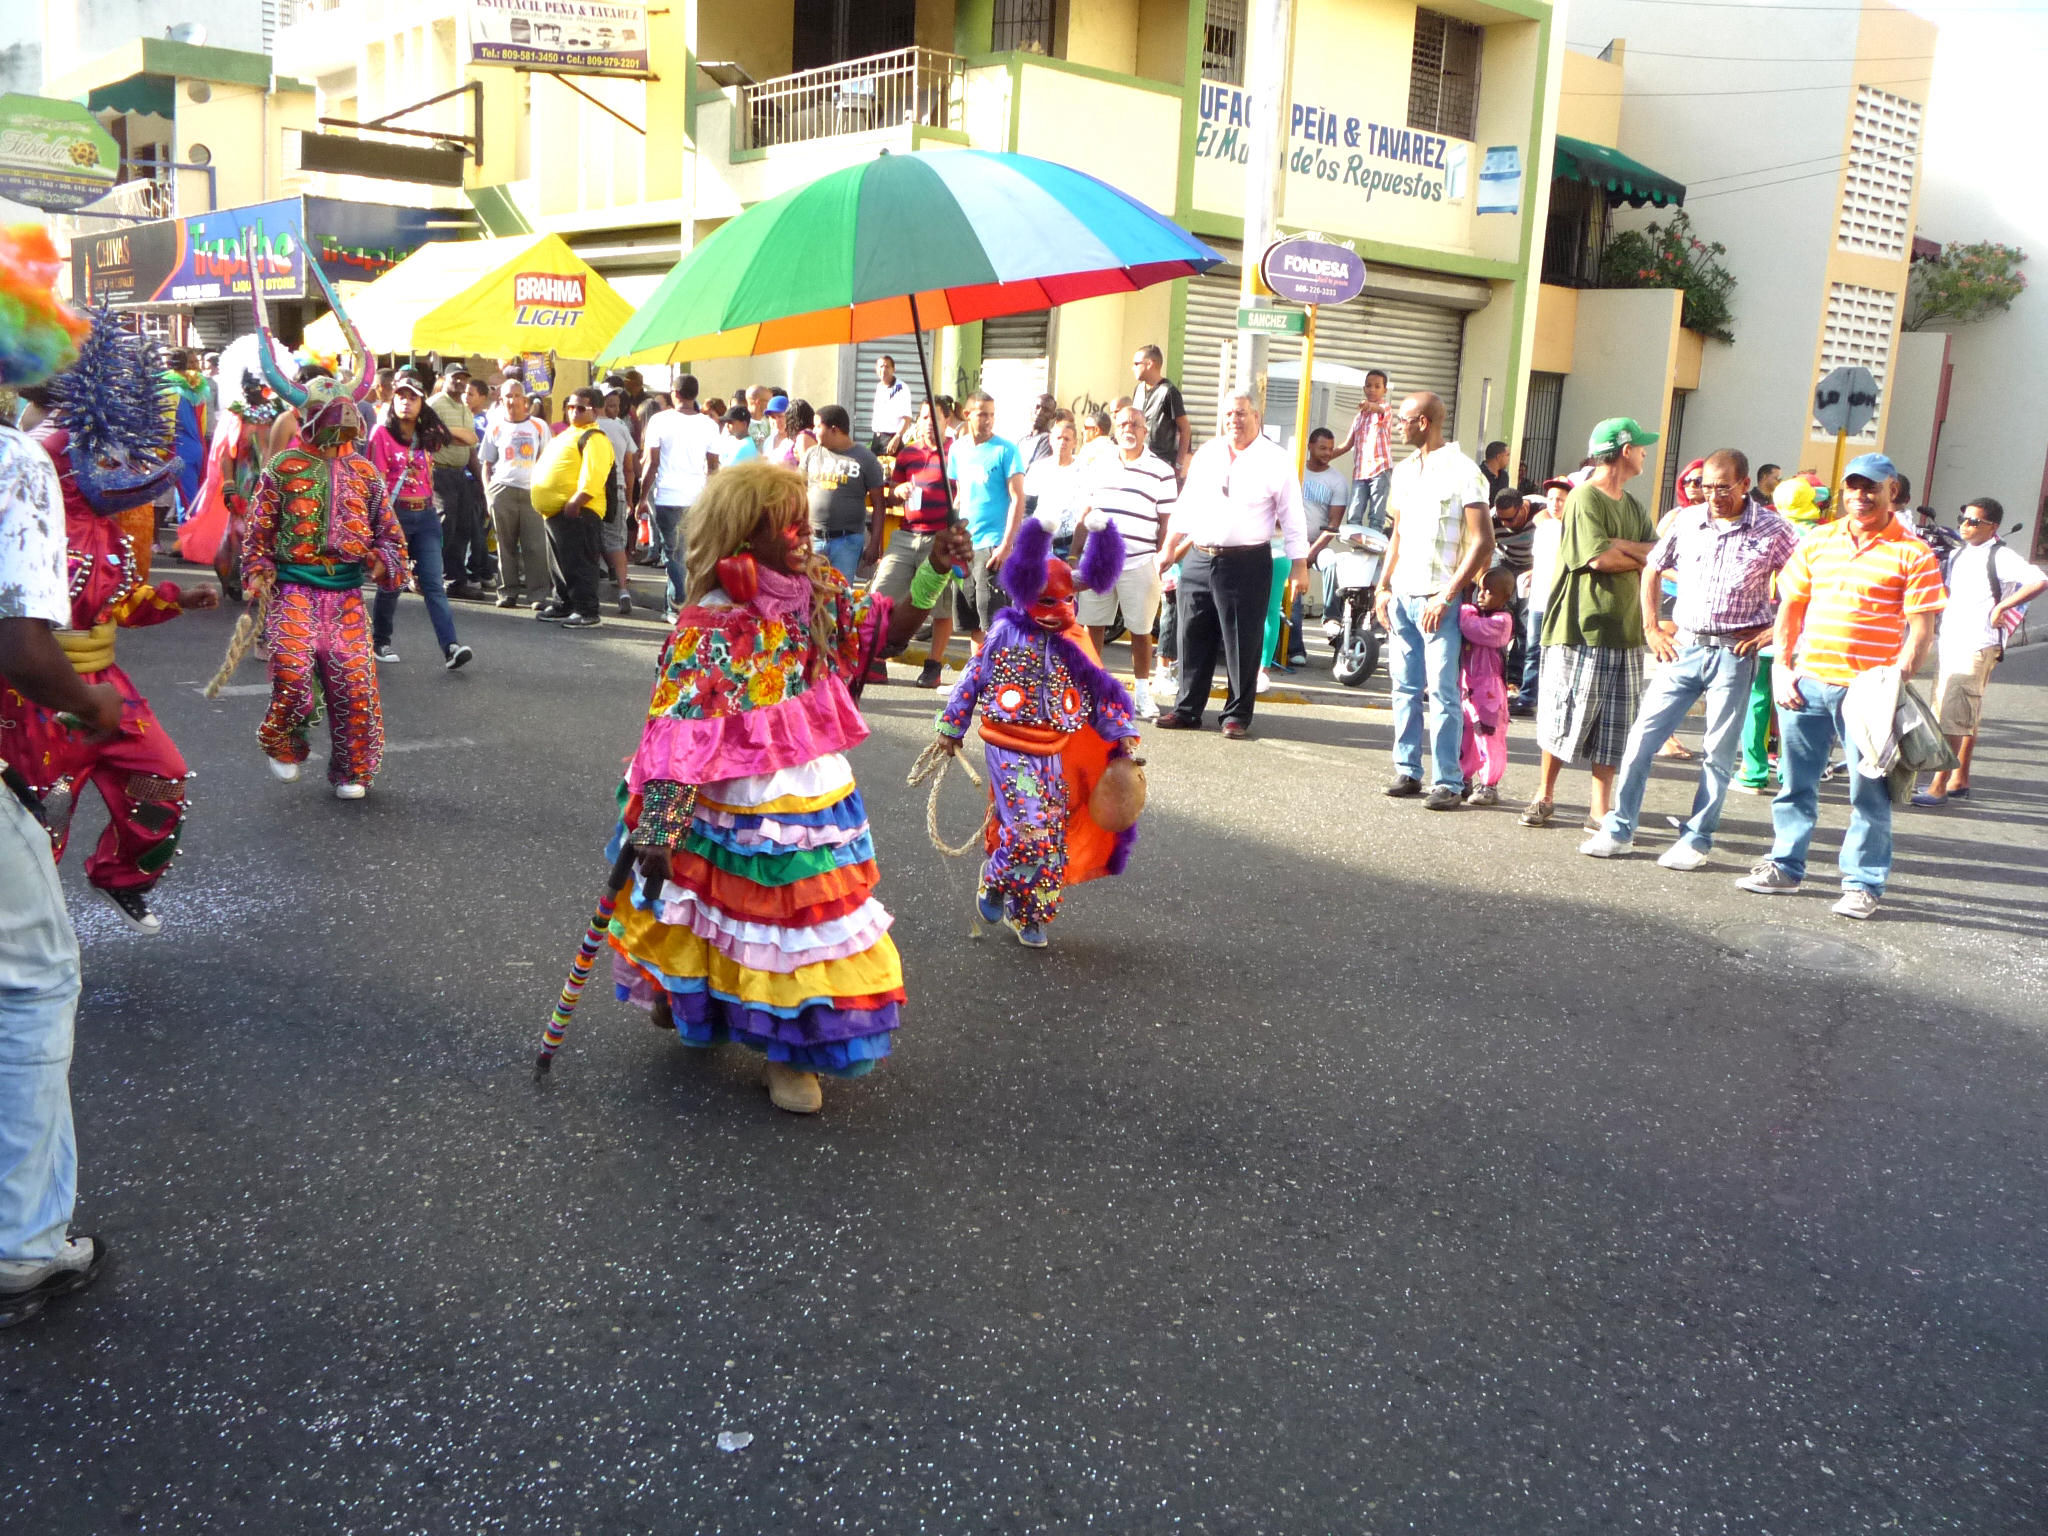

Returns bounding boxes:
[165,22,208,44]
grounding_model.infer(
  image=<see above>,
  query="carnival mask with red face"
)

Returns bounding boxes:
[1031,559,1077,632]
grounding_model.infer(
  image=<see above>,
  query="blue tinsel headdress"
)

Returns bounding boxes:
[45,300,180,514]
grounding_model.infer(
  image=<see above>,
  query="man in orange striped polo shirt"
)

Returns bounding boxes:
[1736,453,1945,919]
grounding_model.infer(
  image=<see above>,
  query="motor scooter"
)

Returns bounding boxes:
[1320,523,1387,688]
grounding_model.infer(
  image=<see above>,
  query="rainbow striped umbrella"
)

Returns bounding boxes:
[600,149,1220,365]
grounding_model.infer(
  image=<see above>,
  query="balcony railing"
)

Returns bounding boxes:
[736,47,965,152]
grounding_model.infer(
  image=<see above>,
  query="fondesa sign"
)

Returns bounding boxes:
[1259,238,1366,307]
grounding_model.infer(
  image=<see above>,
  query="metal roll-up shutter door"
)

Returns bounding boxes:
[979,310,1050,442]
[851,334,926,440]
[189,303,238,351]
[1181,269,1243,445]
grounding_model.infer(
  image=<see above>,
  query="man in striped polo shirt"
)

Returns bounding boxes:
[1737,453,1945,919]
[1071,404,1177,720]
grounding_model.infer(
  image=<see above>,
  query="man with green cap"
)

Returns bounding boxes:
[1521,417,1659,829]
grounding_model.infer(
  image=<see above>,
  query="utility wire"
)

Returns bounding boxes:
[1566,44,1948,60]
[1687,151,1847,184]
[1685,166,1856,198]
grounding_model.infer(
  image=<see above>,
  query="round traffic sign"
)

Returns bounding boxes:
[1813,365,1879,437]
[1259,237,1365,307]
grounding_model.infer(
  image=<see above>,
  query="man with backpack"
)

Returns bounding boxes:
[529,387,614,629]
[1913,496,2046,806]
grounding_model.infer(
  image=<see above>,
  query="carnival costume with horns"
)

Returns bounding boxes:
[935,518,1142,943]
[4,299,209,911]
[239,248,407,791]
[179,330,292,599]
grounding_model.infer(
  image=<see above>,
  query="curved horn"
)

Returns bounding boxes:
[246,230,306,408]
[304,250,372,401]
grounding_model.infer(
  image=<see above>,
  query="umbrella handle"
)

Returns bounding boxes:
[906,293,970,579]
[536,842,640,1074]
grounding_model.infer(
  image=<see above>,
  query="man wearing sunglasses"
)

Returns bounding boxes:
[1736,453,1945,919]
[1913,497,2046,807]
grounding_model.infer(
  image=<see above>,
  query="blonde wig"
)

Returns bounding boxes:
[684,460,841,674]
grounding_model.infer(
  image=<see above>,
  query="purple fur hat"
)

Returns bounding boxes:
[1076,518,1125,593]
[1000,516,1054,610]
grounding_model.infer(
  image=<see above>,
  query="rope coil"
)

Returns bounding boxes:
[906,739,989,857]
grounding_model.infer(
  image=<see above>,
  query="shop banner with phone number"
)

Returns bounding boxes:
[469,0,650,76]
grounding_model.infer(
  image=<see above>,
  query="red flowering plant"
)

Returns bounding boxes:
[1905,241,2028,331]
[1599,210,1738,344]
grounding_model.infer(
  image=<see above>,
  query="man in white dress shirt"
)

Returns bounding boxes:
[870,354,916,454]
[1154,393,1308,739]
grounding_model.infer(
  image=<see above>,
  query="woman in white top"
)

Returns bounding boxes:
[1023,414,1087,552]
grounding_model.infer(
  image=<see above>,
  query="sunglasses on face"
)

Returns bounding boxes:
[1959,516,1991,527]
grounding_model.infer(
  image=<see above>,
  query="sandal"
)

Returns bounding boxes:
[1518,798,1554,827]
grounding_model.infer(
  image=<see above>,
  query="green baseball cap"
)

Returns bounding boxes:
[1588,416,1660,454]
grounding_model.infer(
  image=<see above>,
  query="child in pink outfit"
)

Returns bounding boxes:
[1459,569,1515,804]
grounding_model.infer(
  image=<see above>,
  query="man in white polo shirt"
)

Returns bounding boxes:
[1071,402,1177,720]
[1373,391,1493,809]
[637,374,723,619]
[1154,393,1307,740]
[869,354,916,454]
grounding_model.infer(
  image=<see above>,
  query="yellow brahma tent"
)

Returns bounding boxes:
[301,233,632,360]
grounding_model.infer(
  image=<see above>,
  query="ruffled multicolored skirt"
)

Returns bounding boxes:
[609,753,904,1076]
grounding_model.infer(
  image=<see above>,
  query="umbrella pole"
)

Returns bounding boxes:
[536,842,639,1075]
[906,294,955,525]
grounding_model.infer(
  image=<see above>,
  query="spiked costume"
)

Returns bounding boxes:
[2,303,194,899]
[935,519,1142,939]
[179,331,291,599]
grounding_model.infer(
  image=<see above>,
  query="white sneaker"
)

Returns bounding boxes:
[1578,831,1634,858]
[334,782,368,801]
[1150,668,1178,704]
[267,758,301,783]
[1256,668,1272,695]
[1131,687,1158,722]
[1831,888,1880,920]
[1657,842,1709,871]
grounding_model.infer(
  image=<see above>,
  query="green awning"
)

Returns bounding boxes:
[1553,135,1686,209]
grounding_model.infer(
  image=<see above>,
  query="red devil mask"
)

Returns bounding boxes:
[1031,559,1076,632]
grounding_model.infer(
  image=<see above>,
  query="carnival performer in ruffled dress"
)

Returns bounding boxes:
[4,302,217,936]
[609,461,971,1114]
[241,388,406,800]
[932,518,1143,948]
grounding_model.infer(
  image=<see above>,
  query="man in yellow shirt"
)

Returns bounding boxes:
[531,387,613,628]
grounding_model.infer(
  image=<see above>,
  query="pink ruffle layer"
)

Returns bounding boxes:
[628,674,870,791]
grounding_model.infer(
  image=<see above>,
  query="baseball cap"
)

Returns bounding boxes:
[391,375,424,396]
[767,393,790,412]
[1587,417,1659,454]
[441,360,470,379]
[1842,452,1898,485]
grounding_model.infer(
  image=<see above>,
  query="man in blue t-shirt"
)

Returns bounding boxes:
[948,390,1024,647]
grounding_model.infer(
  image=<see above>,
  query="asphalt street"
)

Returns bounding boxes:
[6,565,2046,1534]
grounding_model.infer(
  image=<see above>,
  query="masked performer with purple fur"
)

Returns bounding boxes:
[933,519,1143,948]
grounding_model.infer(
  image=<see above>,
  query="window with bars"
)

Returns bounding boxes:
[1203,0,1245,84]
[1838,85,1921,260]
[1818,282,1898,443]
[992,0,1057,55]
[1408,9,1482,142]
[1540,178,1611,288]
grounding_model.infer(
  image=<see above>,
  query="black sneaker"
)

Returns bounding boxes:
[562,612,603,628]
[617,591,634,617]
[372,643,401,663]
[444,642,473,671]
[1384,775,1423,798]
[914,660,944,689]
[535,603,572,622]
[1422,785,1462,811]
[100,886,161,935]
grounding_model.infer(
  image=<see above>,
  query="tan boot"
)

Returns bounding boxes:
[764,1061,823,1115]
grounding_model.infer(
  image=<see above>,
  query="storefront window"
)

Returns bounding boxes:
[1408,8,1482,142]
[1203,0,1245,85]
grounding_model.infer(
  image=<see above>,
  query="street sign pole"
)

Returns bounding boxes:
[1828,429,1849,511]
[1293,303,1317,482]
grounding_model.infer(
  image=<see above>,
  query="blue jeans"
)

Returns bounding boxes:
[373,502,460,653]
[1602,642,1756,848]
[1386,593,1465,789]
[0,792,79,1263]
[654,503,689,609]
[818,531,864,584]
[1768,676,1894,894]
[1520,598,1544,698]
[1346,471,1391,532]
